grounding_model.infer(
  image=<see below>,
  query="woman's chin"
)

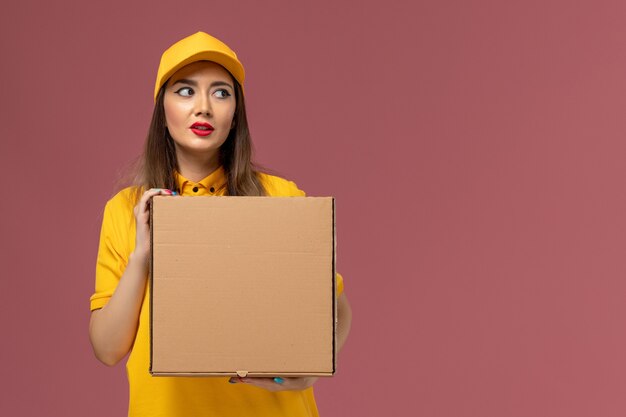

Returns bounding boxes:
[175,140,224,155]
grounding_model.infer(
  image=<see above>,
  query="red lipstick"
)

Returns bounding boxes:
[190,122,214,137]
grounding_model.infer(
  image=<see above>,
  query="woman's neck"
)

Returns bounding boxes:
[176,149,221,182]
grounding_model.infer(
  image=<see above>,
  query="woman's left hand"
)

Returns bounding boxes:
[229,376,318,392]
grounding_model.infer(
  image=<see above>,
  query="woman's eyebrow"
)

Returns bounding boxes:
[171,79,233,89]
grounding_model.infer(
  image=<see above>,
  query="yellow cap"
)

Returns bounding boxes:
[154,32,245,101]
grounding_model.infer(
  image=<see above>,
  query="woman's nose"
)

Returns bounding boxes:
[195,93,212,116]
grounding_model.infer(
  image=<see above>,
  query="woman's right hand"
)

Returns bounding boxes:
[133,188,176,263]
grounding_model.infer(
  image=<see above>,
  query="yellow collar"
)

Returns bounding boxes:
[175,166,227,196]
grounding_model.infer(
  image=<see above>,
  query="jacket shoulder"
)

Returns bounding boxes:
[106,186,139,213]
[258,172,306,197]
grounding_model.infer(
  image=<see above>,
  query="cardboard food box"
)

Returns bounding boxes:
[149,196,336,377]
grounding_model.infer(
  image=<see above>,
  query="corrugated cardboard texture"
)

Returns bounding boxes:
[150,196,335,376]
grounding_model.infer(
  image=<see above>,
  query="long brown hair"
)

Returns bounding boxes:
[130,77,267,201]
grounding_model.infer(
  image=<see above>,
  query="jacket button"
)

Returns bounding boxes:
[192,187,199,193]
[210,187,215,193]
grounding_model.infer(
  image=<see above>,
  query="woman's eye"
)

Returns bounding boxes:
[214,89,231,99]
[176,87,194,97]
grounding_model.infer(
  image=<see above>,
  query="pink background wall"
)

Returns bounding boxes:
[2,0,626,416]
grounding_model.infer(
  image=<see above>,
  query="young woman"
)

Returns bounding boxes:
[88,32,352,417]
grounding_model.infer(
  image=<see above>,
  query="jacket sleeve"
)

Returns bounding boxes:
[89,193,134,311]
